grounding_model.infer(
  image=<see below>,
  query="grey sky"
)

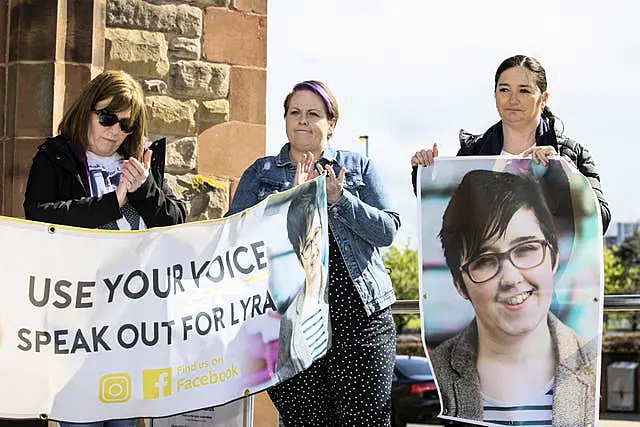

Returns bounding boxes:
[266,0,640,248]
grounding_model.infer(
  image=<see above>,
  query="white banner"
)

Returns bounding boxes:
[0,178,329,423]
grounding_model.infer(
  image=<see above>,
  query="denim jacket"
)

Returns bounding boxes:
[226,143,401,316]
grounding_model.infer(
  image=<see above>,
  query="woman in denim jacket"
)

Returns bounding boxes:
[226,80,401,426]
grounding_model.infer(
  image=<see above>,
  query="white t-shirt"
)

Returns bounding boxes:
[500,142,536,156]
[86,151,146,230]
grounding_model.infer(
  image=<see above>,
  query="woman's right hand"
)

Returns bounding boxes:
[115,180,128,207]
[411,143,438,167]
[293,151,319,185]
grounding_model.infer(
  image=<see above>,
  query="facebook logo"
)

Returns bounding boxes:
[142,368,172,399]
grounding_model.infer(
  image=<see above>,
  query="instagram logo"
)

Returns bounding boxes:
[142,368,172,399]
[99,373,131,403]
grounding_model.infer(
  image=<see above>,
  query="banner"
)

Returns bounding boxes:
[0,178,330,423]
[418,157,603,426]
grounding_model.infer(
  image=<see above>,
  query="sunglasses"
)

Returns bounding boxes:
[93,109,136,133]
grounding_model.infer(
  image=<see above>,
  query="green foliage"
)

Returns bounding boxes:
[604,240,640,331]
[604,247,637,295]
[616,231,640,267]
[383,245,419,333]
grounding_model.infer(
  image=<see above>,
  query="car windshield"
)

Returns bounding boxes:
[396,358,432,376]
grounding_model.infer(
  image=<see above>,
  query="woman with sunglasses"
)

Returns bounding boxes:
[22,70,186,427]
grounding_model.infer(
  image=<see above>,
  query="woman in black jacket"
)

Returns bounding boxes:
[20,70,186,427]
[411,54,610,233]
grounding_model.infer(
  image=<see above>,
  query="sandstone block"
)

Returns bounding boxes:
[166,136,197,173]
[141,79,168,94]
[169,36,201,60]
[105,28,169,78]
[198,121,265,178]
[230,66,265,124]
[169,60,229,99]
[146,96,198,135]
[165,173,229,221]
[200,99,229,126]
[232,0,268,14]
[203,8,266,67]
[107,0,202,38]
[146,0,230,6]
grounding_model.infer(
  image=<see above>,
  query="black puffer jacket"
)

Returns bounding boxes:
[23,135,186,228]
[411,120,610,233]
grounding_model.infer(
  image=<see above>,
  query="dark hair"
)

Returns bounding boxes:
[439,170,558,296]
[494,55,554,121]
[287,181,320,261]
[58,70,148,161]
[283,80,339,139]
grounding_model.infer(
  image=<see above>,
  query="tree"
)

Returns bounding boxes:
[382,245,419,333]
[616,231,640,268]
[604,247,638,295]
[604,246,640,330]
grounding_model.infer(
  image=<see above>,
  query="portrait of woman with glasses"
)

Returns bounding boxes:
[21,70,186,427]
[428,169,597,427]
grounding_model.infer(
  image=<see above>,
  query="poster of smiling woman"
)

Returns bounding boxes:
[418,157,604,427]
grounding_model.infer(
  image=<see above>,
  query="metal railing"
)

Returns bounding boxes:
[391,294,640,314]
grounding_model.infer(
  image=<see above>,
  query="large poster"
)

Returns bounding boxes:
[418,157,604,426]
[0,178,329,423]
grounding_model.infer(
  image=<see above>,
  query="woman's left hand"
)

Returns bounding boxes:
[122,149,152,192]
[319,163,346,205]
[523,145,557,166]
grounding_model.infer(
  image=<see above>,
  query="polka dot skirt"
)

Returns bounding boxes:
[268,229,396,427]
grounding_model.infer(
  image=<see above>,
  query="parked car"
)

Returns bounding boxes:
[391,354,444,426]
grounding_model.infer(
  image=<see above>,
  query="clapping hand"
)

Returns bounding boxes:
[122,149,152,192]
[293,151,319,186]
[116,149,152,207]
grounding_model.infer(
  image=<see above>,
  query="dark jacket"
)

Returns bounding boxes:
[411,119,611,233]
[429,313,597,427]
[23,135,186,228]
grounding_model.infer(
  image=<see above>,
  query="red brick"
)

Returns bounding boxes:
[198,120,265,178]
[2,137,38,217]
[0,138,7,215]
[0,65,5,137]
[203,8,266,67]
[63,64,92,114]
[10,137,39,217]
[0,0,8,63]
[230,66,265,124]
[65,0,105,64]
[6,62,54,138]
[8,0,58,61]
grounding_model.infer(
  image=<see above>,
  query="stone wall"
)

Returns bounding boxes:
[104,0,267,221]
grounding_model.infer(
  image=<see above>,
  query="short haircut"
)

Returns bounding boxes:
[283,80,339,138]
[58,70,148,161]
[287,181,320,261]
[439,170,558,296]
